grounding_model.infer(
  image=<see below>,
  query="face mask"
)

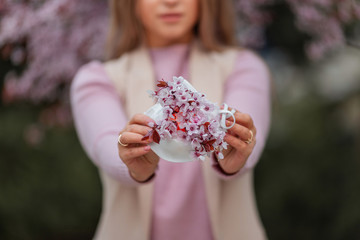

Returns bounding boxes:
[144,76,235,163]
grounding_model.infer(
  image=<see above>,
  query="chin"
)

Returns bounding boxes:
[161,31,191,43]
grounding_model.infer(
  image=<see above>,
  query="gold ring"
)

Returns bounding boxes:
[118,134,128,147]
[245,130,253,144]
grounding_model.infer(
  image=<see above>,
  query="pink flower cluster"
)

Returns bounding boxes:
[145,77,228,160]
[1,0,359,132]
[0,0,107,127]
[288,0,360,59]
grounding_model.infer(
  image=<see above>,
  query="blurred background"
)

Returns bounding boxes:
[0,0,359,239]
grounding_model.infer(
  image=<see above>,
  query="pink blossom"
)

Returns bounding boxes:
[217,152,224,160]
[208,120,221,136]
[0,0,107,125]
[159,120,177,139]
[148,77,229,160]
[1,0,359,130]
[185,122,199,136]
[162,106,173,118]
[202,102,215,112]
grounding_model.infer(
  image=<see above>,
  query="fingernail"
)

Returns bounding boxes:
[147,122,155,128]
[144,145,151,151]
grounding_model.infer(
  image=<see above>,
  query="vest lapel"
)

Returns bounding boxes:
[126,46,156,114]
[127,46,156,238]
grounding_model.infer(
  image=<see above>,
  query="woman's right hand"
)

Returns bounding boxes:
[118,114,159,182]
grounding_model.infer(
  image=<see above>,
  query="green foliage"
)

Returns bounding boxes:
[255,93,360,240]
[0,105,101,240]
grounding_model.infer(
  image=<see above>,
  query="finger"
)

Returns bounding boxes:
[227,112,254,130]
[224,133,247,150]
[129,113,155,126]
[119,132,152,145]
[222,105,237,112]
[144,150,160,163]
[226,122,254,141]
[121,145,152,160]
[126,124,153,136]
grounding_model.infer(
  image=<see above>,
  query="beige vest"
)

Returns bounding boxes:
[95,43,267,240]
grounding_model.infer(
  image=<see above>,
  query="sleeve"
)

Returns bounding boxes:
[70,61,143,186]
[212,50,272,179]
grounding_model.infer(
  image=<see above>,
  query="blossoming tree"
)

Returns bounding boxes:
[0,0,359,128]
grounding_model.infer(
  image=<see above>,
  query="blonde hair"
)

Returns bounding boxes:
[106,0,237,60]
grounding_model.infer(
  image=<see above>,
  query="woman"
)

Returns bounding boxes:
[71,0,271,239]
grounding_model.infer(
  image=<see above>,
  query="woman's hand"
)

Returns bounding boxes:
[118,114,159,182]
[218,111,257,175]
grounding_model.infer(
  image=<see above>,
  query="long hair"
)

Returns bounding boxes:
[106,0,237,60]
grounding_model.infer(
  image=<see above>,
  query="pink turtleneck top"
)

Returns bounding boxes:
[71,44,271,240]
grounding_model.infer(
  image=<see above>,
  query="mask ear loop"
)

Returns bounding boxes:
[219,103,236,129]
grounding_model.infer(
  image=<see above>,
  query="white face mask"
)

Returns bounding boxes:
[144,77,235,163]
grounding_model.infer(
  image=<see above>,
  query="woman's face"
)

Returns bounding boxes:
[137,0,199,47]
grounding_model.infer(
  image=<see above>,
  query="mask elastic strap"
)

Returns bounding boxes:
[219,103,236,129]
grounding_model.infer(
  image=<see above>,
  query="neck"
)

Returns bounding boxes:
[145,32,194,48]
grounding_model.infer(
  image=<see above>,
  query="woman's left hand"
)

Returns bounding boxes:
[218,111,256,175]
